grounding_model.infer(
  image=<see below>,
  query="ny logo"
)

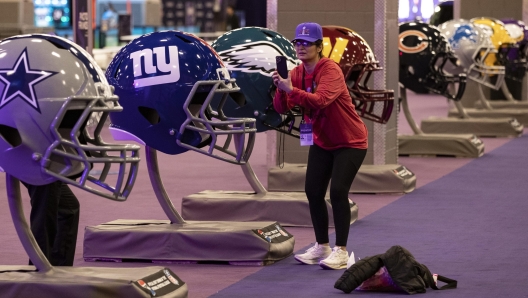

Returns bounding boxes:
[130,46,180,88]
[322,37,349,63]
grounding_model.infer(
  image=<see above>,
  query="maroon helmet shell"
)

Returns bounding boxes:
[322,25,394,124]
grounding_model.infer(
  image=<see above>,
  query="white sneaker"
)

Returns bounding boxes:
[294,243,332,265]
[319,247,349,270]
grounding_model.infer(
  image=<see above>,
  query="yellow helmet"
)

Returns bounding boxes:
[470,17,517,67]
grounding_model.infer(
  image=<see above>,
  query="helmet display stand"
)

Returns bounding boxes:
[1,174,187,298]
[176,26,358,225]
[427,19,525,137]
[447,84,528,124]
[267,24,416,195]
[83,147,295,264]
[181,156,358,227]
[421,92,524,137]
[268,163,416,194]
[474,84,528,109]
[398,86,484,158]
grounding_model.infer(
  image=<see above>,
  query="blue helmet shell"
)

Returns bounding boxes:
[106,31,228,155]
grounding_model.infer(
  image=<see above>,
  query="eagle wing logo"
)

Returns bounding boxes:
[217,41,299,77]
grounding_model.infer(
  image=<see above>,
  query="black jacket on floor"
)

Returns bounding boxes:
[334,245,457,294]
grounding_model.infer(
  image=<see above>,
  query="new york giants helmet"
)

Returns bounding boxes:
[106,31,256,164]
[0,34,140,201]
[211,27,301,137]
[399,21,467,101]
[322,26,394,124]
[439,19,505,90]
[500,18,528,81]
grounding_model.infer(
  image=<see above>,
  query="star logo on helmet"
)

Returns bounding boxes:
[217,41,299,77]
[0,48,57,112]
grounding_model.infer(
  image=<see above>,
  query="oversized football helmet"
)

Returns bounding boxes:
[500,18,528,81]
[106,31,256,164]
[399,21,467,101]
[211,27,301,137]
[322,26,394,124]
[439,19,505,90]
[0,34,140,201]
[471,17,524,80]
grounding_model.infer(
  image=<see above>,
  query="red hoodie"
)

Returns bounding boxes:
[273,57,368,150]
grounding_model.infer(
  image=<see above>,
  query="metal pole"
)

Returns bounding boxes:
[145,146,186,224]
[6,174,53,273]
[501,83,516,102]
[400,85,423,135]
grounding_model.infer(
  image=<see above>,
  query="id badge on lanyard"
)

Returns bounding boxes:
[300,69,314,146]
[300,122,313,146]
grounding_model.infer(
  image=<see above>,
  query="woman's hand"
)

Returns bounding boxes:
[272,71,293,94]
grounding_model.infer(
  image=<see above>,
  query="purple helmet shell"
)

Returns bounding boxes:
[500,18,528,80]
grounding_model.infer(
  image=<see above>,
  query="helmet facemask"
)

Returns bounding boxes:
[428,51,467,101]
[178,75,257,164]
[346,63,394,124]
[467,46,505,90]
[262,85,302,138]
[498,43,528,81]
[44,88,140,201]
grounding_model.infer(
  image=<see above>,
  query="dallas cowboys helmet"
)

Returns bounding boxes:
[211,27,301,137]
[106,31,257,164]
[399,21,467,101]
[0,34,140,201]
[438,19,505,90]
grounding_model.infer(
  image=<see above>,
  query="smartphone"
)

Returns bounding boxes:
[276,56,289,79]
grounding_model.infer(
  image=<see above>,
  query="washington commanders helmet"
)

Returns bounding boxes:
[0,34,140,201]
[322,26,394,124]
[439,19,505,90]
[106,31,256,164]
[211,27,301,137]
[500,18,528,81]
[399,21,467,101]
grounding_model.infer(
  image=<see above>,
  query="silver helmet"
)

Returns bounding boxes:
[0,34,140,201]
[438,19,505,90]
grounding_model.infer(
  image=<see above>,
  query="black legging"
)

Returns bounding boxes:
[305,144,366,247]
[23,181,80,266]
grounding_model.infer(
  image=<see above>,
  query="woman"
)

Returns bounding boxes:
[272,22,368,270]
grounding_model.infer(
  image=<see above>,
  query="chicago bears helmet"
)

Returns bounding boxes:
[439,19,505,90]
[322,26,394,124]
[0,34,140,201]
[106,31,257,164]
[211,27,301,137]
[399,21,467,101]
[500,18,528,81]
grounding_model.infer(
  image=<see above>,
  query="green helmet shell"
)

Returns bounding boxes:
[211,27,299,133]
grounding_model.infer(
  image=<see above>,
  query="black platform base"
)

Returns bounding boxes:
[421,117,523,138]
[0,265,188,298]
[447,108,528,125]
[267,164,416,194]
[398,133,485,158]
[84,220,295,265]
[473,101,528,110]
[181,190,358,227]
